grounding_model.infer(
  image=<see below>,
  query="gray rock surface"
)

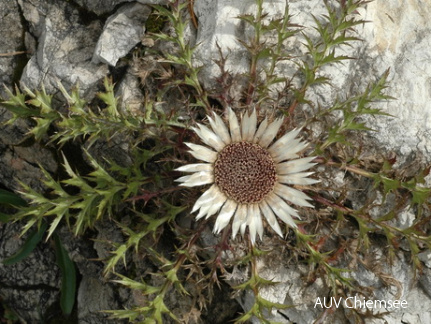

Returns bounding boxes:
[74,0,167,16]
[116,70,145,113]
[74,0,134,16]
[0,223,60,323]
[362,1,431,160]
[0,0,25,98]
[18,0,108,97]
[77,277,120,324]
[93,3,151,66]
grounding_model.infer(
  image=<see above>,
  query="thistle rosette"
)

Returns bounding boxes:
[176,108,318,243]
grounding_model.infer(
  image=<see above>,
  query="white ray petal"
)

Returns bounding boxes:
[175,163,213,173]
[256,205,264,240]
[273,183,314,208]
[278,172,320,185]
[265,192,298,228]
[232,204,247,239]
[240,204,250,236]
[185,142,217,163]
[241,111,250,141]
[228,107,242,142]
[240,219,247,236]
[253,117,268,143]
[191,185,217,213]
[247,204,257,244]
[213,199,237,234]
[195,204,211,220]
[208,113,231,145]
[272,140,309,163]
[241,109,257,142]
[268,128,301,155]
[248,203,263,242]
[259,200,283,237]
[192,124,225,151]
[276,157,317,175]
[205,193,228,219]
[175,174,190,183]
[270,138,301,160]
[176,171,213,187]
[249,109,257,139]
[258,117,284,148]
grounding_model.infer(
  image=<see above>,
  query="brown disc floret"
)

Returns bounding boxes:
[214,142,277,204]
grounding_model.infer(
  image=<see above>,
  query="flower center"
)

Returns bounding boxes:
[214,142,277,204]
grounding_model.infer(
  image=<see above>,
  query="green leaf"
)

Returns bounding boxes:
[103,243,128,276]
[345,121,373,131]
[237,14,256,26]
[0,85,40,119]
[0,212,13,222]
[105,309,140,321]
[54,234,76,316]
[3,222,48,265]
[97,77,119,117]
[320,51,353,65]
[112,274,159,294]
[0,189,27,207]
[376,210,396,222]
[379,176,400,195]
[32,115,58,141]
[26,87,53,114]
[410,186,431,205]
[257,47,273,60]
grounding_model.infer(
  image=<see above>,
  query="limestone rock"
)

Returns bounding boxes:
[18,0,108,97]
[74,0,167,16]
[0,0,25,98]
[93,3,151,66]
[77,277,123,324]
[74,0,133,16]
[116,69,145,113]
[362,1,431,160]
[0,223,60,323]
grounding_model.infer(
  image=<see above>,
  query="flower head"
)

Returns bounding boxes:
[176,107,318,244]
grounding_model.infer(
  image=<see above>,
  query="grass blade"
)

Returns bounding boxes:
[0,189,27,207]
[3,222,48,265]
[54,234,76,316]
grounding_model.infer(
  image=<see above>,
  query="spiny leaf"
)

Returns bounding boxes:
[320,51,353,65]
[103,243,128,276]
[97,77,119,117]
[112,274,159,294]
[410,186,431,205]
[374,175,400,196]
[105,309,140,321]
[0,85,40,119]
[25,86,53,114]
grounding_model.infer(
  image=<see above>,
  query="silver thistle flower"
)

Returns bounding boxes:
[176,107,318,244]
